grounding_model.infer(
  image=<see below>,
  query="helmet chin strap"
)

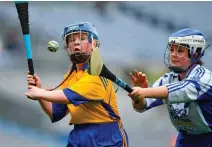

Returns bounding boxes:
[169,63,194,74]
[206,44,211,49]
[200,44,210,57]
[169,66,188,74]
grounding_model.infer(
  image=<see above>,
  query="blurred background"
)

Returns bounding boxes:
[0,1,212,147]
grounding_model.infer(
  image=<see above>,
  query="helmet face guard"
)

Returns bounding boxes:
[62,22,99,64]
[65,31,92,64]
[164,28,206,73]
[164,43,192,73]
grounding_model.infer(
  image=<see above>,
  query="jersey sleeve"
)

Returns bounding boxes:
[166,72,212,104]
[51,72,69,123]
[134,76,166,113]
[63,75,106,106]
[51,103,68,123]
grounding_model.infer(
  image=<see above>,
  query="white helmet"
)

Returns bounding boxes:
[164,28,208,73]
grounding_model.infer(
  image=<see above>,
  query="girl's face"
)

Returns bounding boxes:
[67,32,92,54]
[169,44,191,69]
[65,32,97,64]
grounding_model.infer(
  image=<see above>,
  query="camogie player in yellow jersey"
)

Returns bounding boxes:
[26,22,128,147]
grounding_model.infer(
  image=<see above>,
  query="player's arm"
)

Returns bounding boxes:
[26,84,102,104]
[27,73,69,122]
[25,87,69,122]
[38,99,53,119]
[37,99,69,123]
[166,75,212,104]
[27,75,106,105]
[35,92,68,123]
[132,78,166,112]
[27,73,54,119]
[35,90,70,103]
[131,75,212,105]
[26,76,104,122]
[39,84,70,123]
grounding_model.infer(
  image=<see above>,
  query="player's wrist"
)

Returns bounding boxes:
[40,89,49,99]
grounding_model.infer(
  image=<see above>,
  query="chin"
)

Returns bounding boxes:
[171,63,180,67]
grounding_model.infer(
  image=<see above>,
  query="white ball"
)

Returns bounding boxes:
[47,40,59,52]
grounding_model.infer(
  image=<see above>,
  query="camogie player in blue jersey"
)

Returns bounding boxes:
[128,28,212,147]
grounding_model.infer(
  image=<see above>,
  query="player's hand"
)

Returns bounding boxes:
[128,87,145,102]
[129,70,148,88]
[27,71,41,88]
[25,85,45,100]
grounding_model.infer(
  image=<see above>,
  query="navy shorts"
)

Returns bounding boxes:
[175,131,212,147]
[66,122,129,147]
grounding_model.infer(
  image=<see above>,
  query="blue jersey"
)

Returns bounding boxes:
[135,65,212,146]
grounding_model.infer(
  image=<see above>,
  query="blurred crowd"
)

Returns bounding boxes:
[0,26,24,68]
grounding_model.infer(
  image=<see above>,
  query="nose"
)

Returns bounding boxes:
[74,38,80,46]
[171,49,177,57]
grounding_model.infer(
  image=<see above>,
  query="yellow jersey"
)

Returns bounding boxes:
[52,64,121,124]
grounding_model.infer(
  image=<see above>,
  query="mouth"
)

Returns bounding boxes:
[73,48,81,52]
[171,60,180,64]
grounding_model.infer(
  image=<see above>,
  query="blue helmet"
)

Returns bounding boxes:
[62,22,99,64]
[62,21,99,47]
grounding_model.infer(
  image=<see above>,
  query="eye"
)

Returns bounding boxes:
[67,35,75,43]
[81,36,87,40]
[178,47,185,53]
[170,47,174,52]
[68,37,74,43]
[81,35,88,41]
[178,49,183,53]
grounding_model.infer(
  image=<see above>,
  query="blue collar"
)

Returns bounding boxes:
[73,63,88,72]
[82,63,88,71]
